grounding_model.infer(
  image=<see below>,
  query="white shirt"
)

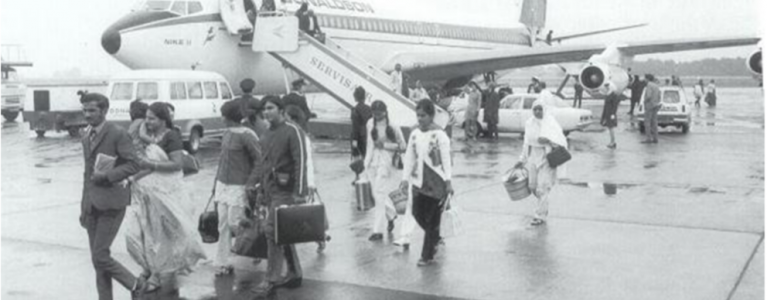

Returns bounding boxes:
[390,70,403,93]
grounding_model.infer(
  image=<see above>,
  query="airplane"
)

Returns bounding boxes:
[101,0,761,105]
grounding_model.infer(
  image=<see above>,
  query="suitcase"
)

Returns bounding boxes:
[355,180,375,211]
[275,203,327,245]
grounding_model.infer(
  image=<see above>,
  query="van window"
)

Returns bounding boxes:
[188,1,203,14]
[187,82,203,99]
[136,82,159,100]
[523,97,537,109]
[663,90,681,104]
[111,82,134,101]
[170,82,187,100]
[204,82,218,99]
[220,83,232,99]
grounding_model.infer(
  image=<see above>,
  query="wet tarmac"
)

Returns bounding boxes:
[1,88,764,300]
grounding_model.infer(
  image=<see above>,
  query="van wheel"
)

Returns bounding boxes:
[184,128,201,154]
[638,122,645,134]
[681,124,690,134]
[2,111,19,122]
[35,130,46,138]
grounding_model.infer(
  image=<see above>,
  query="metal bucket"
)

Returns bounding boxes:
[503,168,531,201]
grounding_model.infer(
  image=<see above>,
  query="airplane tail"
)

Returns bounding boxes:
[519,0,546,29]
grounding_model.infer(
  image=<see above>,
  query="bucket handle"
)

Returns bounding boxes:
[505,166,528,181]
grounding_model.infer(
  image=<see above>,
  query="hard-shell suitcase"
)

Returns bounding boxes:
[355,180,375,211]
[275,203,327,245]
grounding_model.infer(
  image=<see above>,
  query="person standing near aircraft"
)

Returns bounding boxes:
[78,93,145,299]
[236,79,268,138]
[527,77,541,93]
[350,87,372,182]
[628,75,644,115]
[546,30,553,45]
[642,74,662,144]
[251,96,308,297]
[464,82,482,141]
[600,85,620,149]
[282,79,314,126]
[483,83,501,140]
[573,81,584,108]
[705,79,717,107]
[390,64,404,95]
[693,78,704,108]
[410,80,429,102]
[364,101,406,242]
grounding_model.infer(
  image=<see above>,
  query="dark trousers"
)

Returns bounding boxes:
[486,122,498,139]
[265,192,302,282]
[412,192,442,260]
[84,207,136,300]
[629,98,639,114]
[573,93,583,108]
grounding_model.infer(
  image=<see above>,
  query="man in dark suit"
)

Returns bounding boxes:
[79,93,143,300]
[282,79,314,126]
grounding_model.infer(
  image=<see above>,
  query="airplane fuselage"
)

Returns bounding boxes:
[105,0,531,94]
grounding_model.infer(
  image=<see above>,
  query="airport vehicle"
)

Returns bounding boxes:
[100,0,760,128]
[1,45,32,122]
[105,69,235,153]
[453,92,594,135]
[636,86,692,134]
[22,80,108,137]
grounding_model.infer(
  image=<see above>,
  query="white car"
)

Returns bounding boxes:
[452,92,595,135]
[636,86,692,134]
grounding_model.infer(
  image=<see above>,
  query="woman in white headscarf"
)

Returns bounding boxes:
[514,99,568,226]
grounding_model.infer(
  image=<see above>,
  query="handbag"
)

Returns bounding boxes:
[389,188,408,214]
[198,136,227,243]
[275,202,327,245]
[392,151,404,170]
[439,196,463,238]
[181,151,200,176]
[349,158,364,174]
[546,146,571,168]
[231,207,268,259]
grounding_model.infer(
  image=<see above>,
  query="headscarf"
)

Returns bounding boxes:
[524,99,568,149]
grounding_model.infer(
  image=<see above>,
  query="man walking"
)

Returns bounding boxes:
[283,79,314,121]
[628,75,645,115]
[251,96,309,297]
[483,83,501,139]
[642,74,662,144]
[573,81,584,108]
[79,93,144,300]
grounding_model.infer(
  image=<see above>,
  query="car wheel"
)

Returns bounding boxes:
[184,128,202,154]
[35,130,46,138]
[638,122,645,134]
[2,111,19,122]
[681,124,690,134]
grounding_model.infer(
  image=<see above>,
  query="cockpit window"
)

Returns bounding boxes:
[143,1,172,11]
[170,1,187,15]
[188,1,203,14]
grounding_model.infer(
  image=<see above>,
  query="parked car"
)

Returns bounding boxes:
[452,91,595,135]
[636,86,692,134]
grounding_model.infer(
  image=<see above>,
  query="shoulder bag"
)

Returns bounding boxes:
[546,146,571,168]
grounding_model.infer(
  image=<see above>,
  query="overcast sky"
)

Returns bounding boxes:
[1,0,763,78]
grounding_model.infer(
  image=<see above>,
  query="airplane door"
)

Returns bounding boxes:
[220,0,254,35]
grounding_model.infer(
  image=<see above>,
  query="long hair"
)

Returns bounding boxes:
[370,100,395,142]
[148,102,173,129]
[285,105,308,131]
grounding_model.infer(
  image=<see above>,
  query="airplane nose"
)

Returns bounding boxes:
[101,28,121,55]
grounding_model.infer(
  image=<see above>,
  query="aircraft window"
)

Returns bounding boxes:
[342,18,348,29]
[352,19,358,30]
[111,82,134,101]
[136,82,159,100]
[170,1,186,15]
[170,82,187,100]
[187,82,203,99]
[663,90,681,104]
[143,1,172,11]
[188,1,203,14]
[523,97,537,109]
[203,82,218,99]
[219,83,232,99]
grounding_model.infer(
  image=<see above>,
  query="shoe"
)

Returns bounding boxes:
[278,276,302,289]
[417,258,435,267]
[607,143,617,149]
[215,265,234,277]
[251,281,276,298]
[368,233,383,241]
[393,238,410,251]
[651,139,658,144]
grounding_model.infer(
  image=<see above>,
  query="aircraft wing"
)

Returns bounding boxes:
[389,36,760,80]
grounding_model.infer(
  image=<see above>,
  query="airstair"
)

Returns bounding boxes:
[249,14,448,128]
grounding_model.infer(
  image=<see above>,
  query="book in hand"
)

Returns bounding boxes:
[94,153,116,173]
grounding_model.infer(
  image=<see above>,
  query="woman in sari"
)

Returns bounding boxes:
[125,102,206,292]
[364,100,407,242]
[514,99,568,226]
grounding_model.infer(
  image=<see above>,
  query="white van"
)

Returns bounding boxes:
[106,69,235,153]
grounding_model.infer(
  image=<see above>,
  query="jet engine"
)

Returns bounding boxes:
[747,48,761,77]
[578,62,629,97]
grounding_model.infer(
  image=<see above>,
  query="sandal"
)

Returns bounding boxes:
[215,265,234,277]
